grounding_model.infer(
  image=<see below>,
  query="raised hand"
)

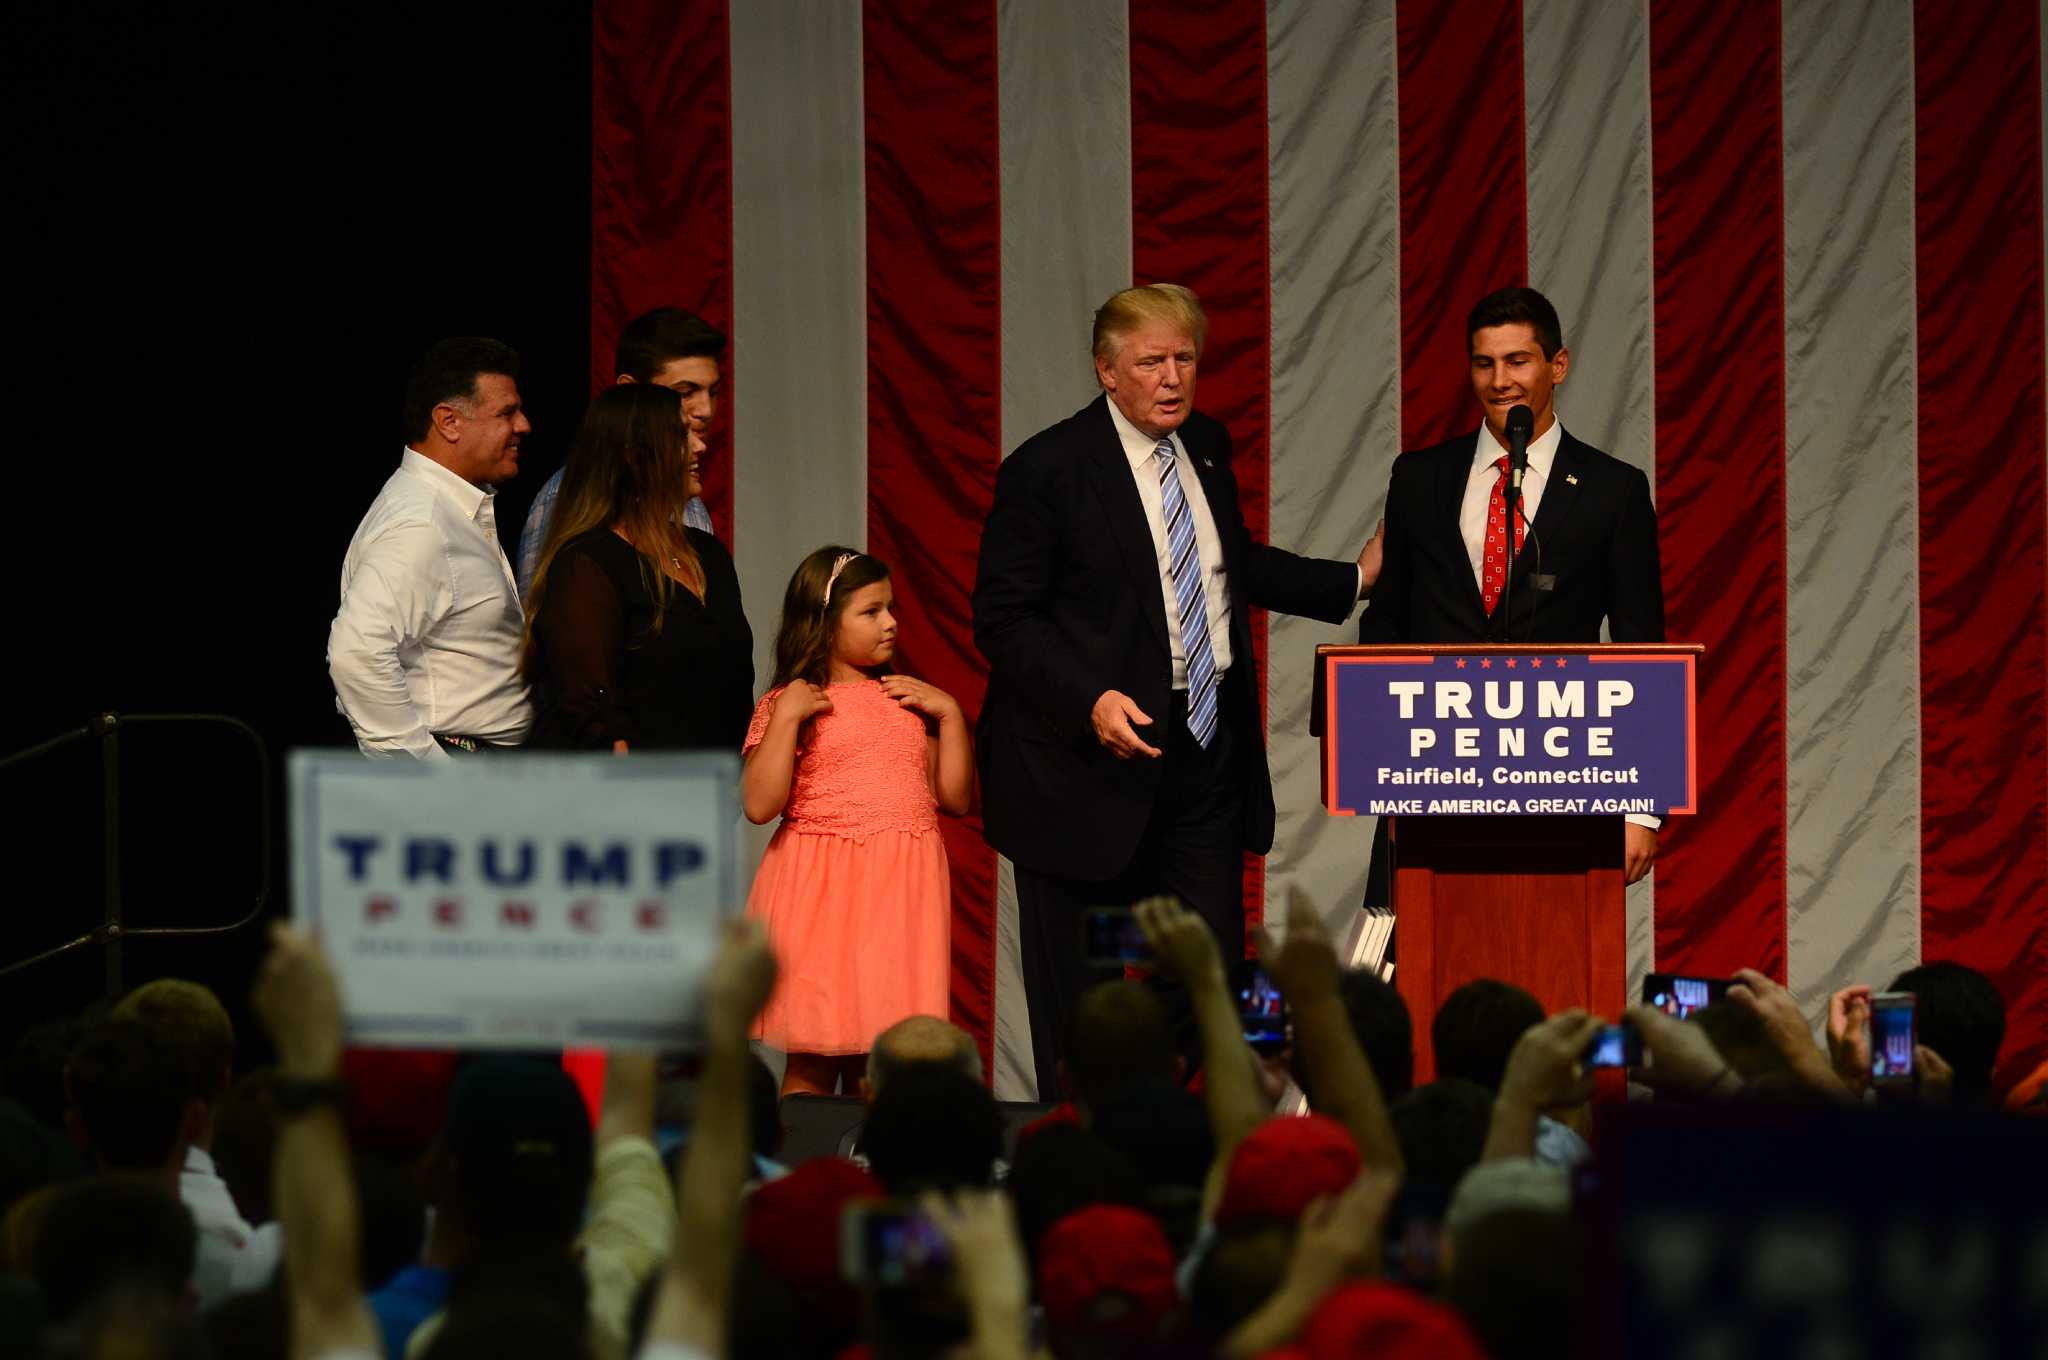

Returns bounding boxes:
[706,918,778,1040]
[252,923,347,1079]
[879,673,961,722]
[1498,1010,1606,1112]
[1727,967,1843,1091]
[1626,1004,1735,1098]
[920,1189,1030,1344]
[772,680,833,726]
[1253,886,1341,1003]
[1826,984,1874,1094]
[1091,689,1162,759]
[1134,894,1224,990]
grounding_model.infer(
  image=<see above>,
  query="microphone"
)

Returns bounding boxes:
[1505,403,1534,493]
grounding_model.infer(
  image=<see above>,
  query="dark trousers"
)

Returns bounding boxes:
[1012,692,1248,1103]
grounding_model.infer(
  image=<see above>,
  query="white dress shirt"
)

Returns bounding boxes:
[1460,416,1561,588]
[1106,399,1234,689]
[184,1144,282,1307]
[328,448,533,761]
[1460,417,1658,833]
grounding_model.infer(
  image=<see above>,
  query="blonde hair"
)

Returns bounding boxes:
[113,979,234,1102]
[1091,283,1209,364]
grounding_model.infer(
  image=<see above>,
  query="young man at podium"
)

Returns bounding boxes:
[1358,287,1665,888]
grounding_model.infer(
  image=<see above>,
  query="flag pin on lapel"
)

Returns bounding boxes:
[1565,473,1579,485]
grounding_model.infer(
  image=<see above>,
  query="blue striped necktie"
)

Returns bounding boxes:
[1155,439,1218,748]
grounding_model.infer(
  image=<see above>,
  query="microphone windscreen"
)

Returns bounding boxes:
[1506,404,1534,438]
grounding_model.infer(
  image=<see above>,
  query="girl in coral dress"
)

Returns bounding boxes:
[741,546,975,1095]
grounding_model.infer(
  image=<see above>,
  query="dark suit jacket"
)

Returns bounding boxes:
[973,395,1360,880]
[1359,427,1663,645]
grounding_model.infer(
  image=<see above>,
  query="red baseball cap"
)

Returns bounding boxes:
[1036,1205,1178,1337]
[745,1157,881,1298]
[1215,1114,1360,1228]
[1297,1281,1486,1359]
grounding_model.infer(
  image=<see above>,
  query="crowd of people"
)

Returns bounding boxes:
[0,891,2041,1357]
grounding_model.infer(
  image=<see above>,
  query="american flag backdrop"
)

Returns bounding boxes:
[590,0,2047,1100]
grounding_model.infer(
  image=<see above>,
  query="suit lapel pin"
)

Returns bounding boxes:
[1565,473,1579,485]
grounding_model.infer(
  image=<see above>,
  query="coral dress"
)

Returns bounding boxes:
[744,680,951,1054]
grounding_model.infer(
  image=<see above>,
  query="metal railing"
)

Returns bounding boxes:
[0,711,273,994]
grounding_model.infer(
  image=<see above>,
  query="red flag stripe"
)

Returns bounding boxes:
[1396,0,1528,450]
[589,0,736,538]
[1913,0,2048,1088]
[1647,0,1789,981]
[862,0,1001,1072]
[1129,0,1275,944]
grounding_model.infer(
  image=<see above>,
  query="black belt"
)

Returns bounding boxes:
[433,734,508,756]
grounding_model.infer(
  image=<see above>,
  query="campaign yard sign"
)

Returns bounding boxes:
[1322,649,1697,818]
[291,752,740,1050]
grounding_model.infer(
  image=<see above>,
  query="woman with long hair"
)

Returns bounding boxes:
[523,383,752,752]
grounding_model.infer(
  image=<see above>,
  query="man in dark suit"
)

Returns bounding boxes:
[973,284,1375,1102]
[1361,286,1664,886]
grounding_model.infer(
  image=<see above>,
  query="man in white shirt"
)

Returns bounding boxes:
[1360,287,1665,884]
[329,337,535,760]
[113,979,281,1306]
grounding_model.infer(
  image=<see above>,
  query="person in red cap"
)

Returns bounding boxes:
[738,1156,881,1349]
[1213,1114,1361,1230]
[1036,1204,1180,1356]
[1279,1280,1488,1360]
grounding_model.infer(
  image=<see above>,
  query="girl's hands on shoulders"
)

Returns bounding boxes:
[772,680,834,726]
[879,673,961,722]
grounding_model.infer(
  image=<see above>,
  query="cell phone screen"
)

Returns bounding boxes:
[1240,967,1287,1048]
[1080,908,1148,966]
[1870,995,1917,1082]
[1642,972,1733,1019]
[1583,1022,1641,1070]
[860,1210,952,1290]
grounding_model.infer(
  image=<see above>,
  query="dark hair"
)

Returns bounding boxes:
[1339,969,1415,1100]
[1088,1076,1214,1194]
[769,545,893,688]
[1432,979,1546,1093]
[863,1064,1001,1195]
[1467,287,1564,359]
[7,1018,91,1131]
[1390,1078,1493,1194]
[63,1018,195,1171]
[403,337,521,444]
[31,1174,196,1322]
[423,1290,592,1360]
[1885,961,2007,1103]
[615,307,726,382]
[1066,982,1177,1111]
[1189,1222,1292,1339]
[1004,1124,1142,1262]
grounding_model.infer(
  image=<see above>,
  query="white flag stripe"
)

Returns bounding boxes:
[1524,0,1659,1000]
[992,0,1134,1099]
[1263,0,1403,938]
[729,2,870,907]
[1781,0,1923,1011]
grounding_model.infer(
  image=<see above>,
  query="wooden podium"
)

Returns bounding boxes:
[1317,643,1701,1083]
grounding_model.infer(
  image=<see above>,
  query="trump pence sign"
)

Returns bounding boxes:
[1321,648,1697,818]
[291,751,740,1049]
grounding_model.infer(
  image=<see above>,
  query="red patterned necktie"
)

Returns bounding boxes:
[1481,455,1525,616]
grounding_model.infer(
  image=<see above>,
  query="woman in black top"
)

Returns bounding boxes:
[523,384,752,751]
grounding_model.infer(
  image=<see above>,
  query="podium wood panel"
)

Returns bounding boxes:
[1391,815,1625,1084]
